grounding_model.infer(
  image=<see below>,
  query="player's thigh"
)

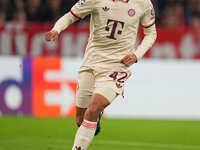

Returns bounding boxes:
[76,70,95,109]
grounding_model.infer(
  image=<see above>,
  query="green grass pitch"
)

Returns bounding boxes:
[0,117,200,150]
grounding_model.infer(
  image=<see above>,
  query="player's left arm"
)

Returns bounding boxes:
[121,4,157,67]
[134,24,157,60]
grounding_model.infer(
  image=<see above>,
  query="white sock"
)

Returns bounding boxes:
[72,120,97,150]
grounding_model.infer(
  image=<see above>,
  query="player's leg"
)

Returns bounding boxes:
[93,69,131,136]
[75,70,94,127]
[75,70,104,135]
[76,107,87,127]
[84,93,112,121]
[72,88,117,150]
[76,105,103,134]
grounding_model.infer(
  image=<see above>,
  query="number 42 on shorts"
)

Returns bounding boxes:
[109,71,131,88]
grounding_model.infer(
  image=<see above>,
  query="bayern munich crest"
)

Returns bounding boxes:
[128,9,136,17]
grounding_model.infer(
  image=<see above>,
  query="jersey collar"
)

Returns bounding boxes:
[112,0,129,3]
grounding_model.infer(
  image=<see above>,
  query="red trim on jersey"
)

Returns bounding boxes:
[142,22,155,28]
[70,10,82,20]
[112,0,129,2]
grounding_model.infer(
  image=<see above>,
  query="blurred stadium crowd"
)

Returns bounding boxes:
[0,0,200,28]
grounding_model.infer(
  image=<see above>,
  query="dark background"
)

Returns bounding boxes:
[0,0,200,29]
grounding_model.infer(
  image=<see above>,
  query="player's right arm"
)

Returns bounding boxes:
[45,13,78,41]
[45,0,94,41]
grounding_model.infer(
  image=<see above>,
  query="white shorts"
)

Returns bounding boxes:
[76,68,131,108]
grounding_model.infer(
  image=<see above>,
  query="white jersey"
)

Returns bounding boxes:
[71,0,155,71]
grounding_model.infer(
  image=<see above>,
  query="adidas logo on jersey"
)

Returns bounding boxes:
[102,6,110,12]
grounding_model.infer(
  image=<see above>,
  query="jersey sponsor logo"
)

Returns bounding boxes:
[105,19,125,40]
[128,9,136,17]
[102,6,110,12]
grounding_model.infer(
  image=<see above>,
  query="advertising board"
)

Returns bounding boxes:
[0,24,200,59]
[0,57,200,119]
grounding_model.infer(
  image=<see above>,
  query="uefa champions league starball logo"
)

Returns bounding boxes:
[78,0,85,5]
[75,0,85,9]
[128,9,136,17]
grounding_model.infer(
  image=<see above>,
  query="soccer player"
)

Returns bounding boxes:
[45,0,157,149]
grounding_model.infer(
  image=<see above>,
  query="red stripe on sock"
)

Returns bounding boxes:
[82,121,97,129]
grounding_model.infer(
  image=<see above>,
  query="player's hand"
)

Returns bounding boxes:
[121,53,138,67]
[45,30,59,41]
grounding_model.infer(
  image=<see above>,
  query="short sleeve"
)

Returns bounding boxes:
[70,0,94,20]
[140,4,155,28]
